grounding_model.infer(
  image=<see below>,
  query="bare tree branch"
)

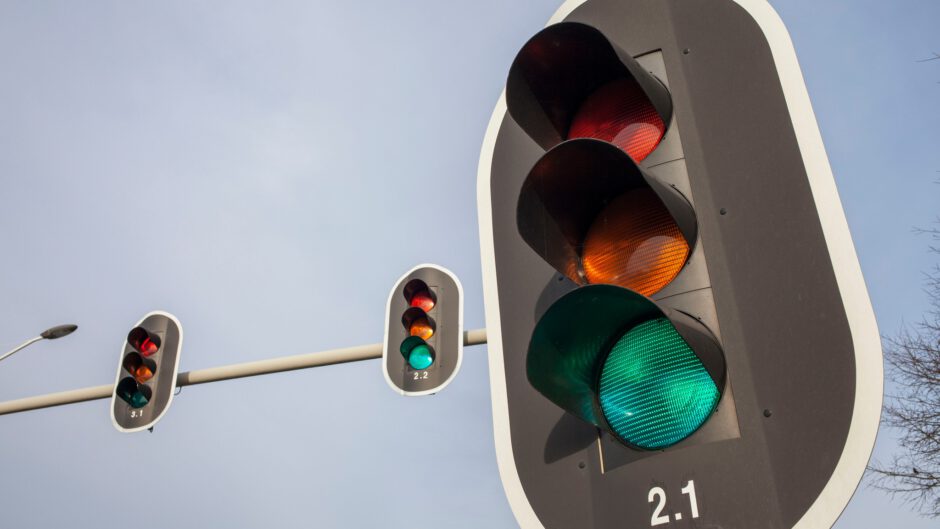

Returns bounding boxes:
[870,225,940,516]
[916,52,940,62]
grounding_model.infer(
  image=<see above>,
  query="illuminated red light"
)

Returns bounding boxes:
[138,338,158,356]
[410,292,436,312]
[128,327,160,357]
[568,78,666,162]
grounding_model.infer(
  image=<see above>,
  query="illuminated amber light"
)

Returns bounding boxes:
[134,365,154,384]
[581,188,688,296]
[409,318,434,340]
[568,78,666,162]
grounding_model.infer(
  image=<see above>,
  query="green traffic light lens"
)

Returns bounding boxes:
[598,318,719,450]
[408,344,434,370]
[116,377,151,409]
[128,392,149,408]
[400,336,435,370]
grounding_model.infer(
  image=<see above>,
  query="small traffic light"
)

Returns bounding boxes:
[477,2,882,529]
[111,311,183,432]
[383,264,463,396]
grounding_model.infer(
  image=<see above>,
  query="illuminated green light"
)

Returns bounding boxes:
[599,318,719,450]
[400,336,435,370]
[408,344,434,370]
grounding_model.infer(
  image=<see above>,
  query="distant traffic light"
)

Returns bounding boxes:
[111,311,183,432]
[477,2,881,529]
[383,265,463,395]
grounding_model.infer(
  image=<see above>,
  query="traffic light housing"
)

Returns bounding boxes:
[507,20,735,453]
[111,311,183,432]
[383,264,463,396]
[477,1,882,528]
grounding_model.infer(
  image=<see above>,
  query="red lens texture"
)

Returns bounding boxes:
[567,78,666,162]
[137,338,158,357]
[409,292,435,312]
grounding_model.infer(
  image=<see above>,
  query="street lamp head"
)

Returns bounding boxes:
[40,324,78,340]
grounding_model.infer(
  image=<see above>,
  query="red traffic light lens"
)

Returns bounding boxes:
[409,292,436,312]
[568,78,666,162]
[581,188,689,296]
[403,279,437,312]
[128,327,161,357]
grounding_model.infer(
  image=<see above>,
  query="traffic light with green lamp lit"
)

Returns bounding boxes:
[383,264,463,396]
[508,19,731,454]
[477,2,882,528]
[111,311,183,432]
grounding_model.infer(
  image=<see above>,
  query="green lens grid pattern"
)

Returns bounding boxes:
[598,318,719,450]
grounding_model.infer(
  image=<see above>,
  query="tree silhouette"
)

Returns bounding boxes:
[870,224,940,516]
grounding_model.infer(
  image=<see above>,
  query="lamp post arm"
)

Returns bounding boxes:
[0,336,44,363]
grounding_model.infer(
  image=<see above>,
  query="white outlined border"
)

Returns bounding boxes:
[110,310,184,433]
[476,1,883,527]
[382,263,465,397]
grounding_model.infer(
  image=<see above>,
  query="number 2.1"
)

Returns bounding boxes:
[681,480,699,519]
[648,480,699,526]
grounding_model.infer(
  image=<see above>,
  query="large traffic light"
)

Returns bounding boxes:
[383,264,463,396]
[477,1,882,528]
[111,311,183,432]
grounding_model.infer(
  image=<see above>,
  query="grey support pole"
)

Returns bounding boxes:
[0,328,486,416]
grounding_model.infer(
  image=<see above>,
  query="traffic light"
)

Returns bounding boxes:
[383,264,463,395]
[111,311,183,432]
[477,2,882,528]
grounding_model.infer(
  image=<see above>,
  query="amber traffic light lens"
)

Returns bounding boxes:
[409,318,435,340]
[134,365,154,383]
[568,78,666,162]
[581,188,689,296]
[122,353,156,384]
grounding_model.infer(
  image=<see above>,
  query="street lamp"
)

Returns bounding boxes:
[0,324,78,363]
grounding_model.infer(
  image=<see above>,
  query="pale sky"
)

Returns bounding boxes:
[0,1,938,528]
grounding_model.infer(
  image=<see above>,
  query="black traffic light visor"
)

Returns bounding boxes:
[506,21,673,150]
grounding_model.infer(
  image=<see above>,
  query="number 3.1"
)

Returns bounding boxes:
[648,480,699,526]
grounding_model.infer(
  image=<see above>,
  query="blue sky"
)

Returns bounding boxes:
[0,1,937,527]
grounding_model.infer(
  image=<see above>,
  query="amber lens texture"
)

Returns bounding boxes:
[134,365,154,383]
[581,188,688,296]
[567,78,666,162]
[409,318,434,340]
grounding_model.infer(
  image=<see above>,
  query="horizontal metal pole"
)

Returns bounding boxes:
[0,328,487,416]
